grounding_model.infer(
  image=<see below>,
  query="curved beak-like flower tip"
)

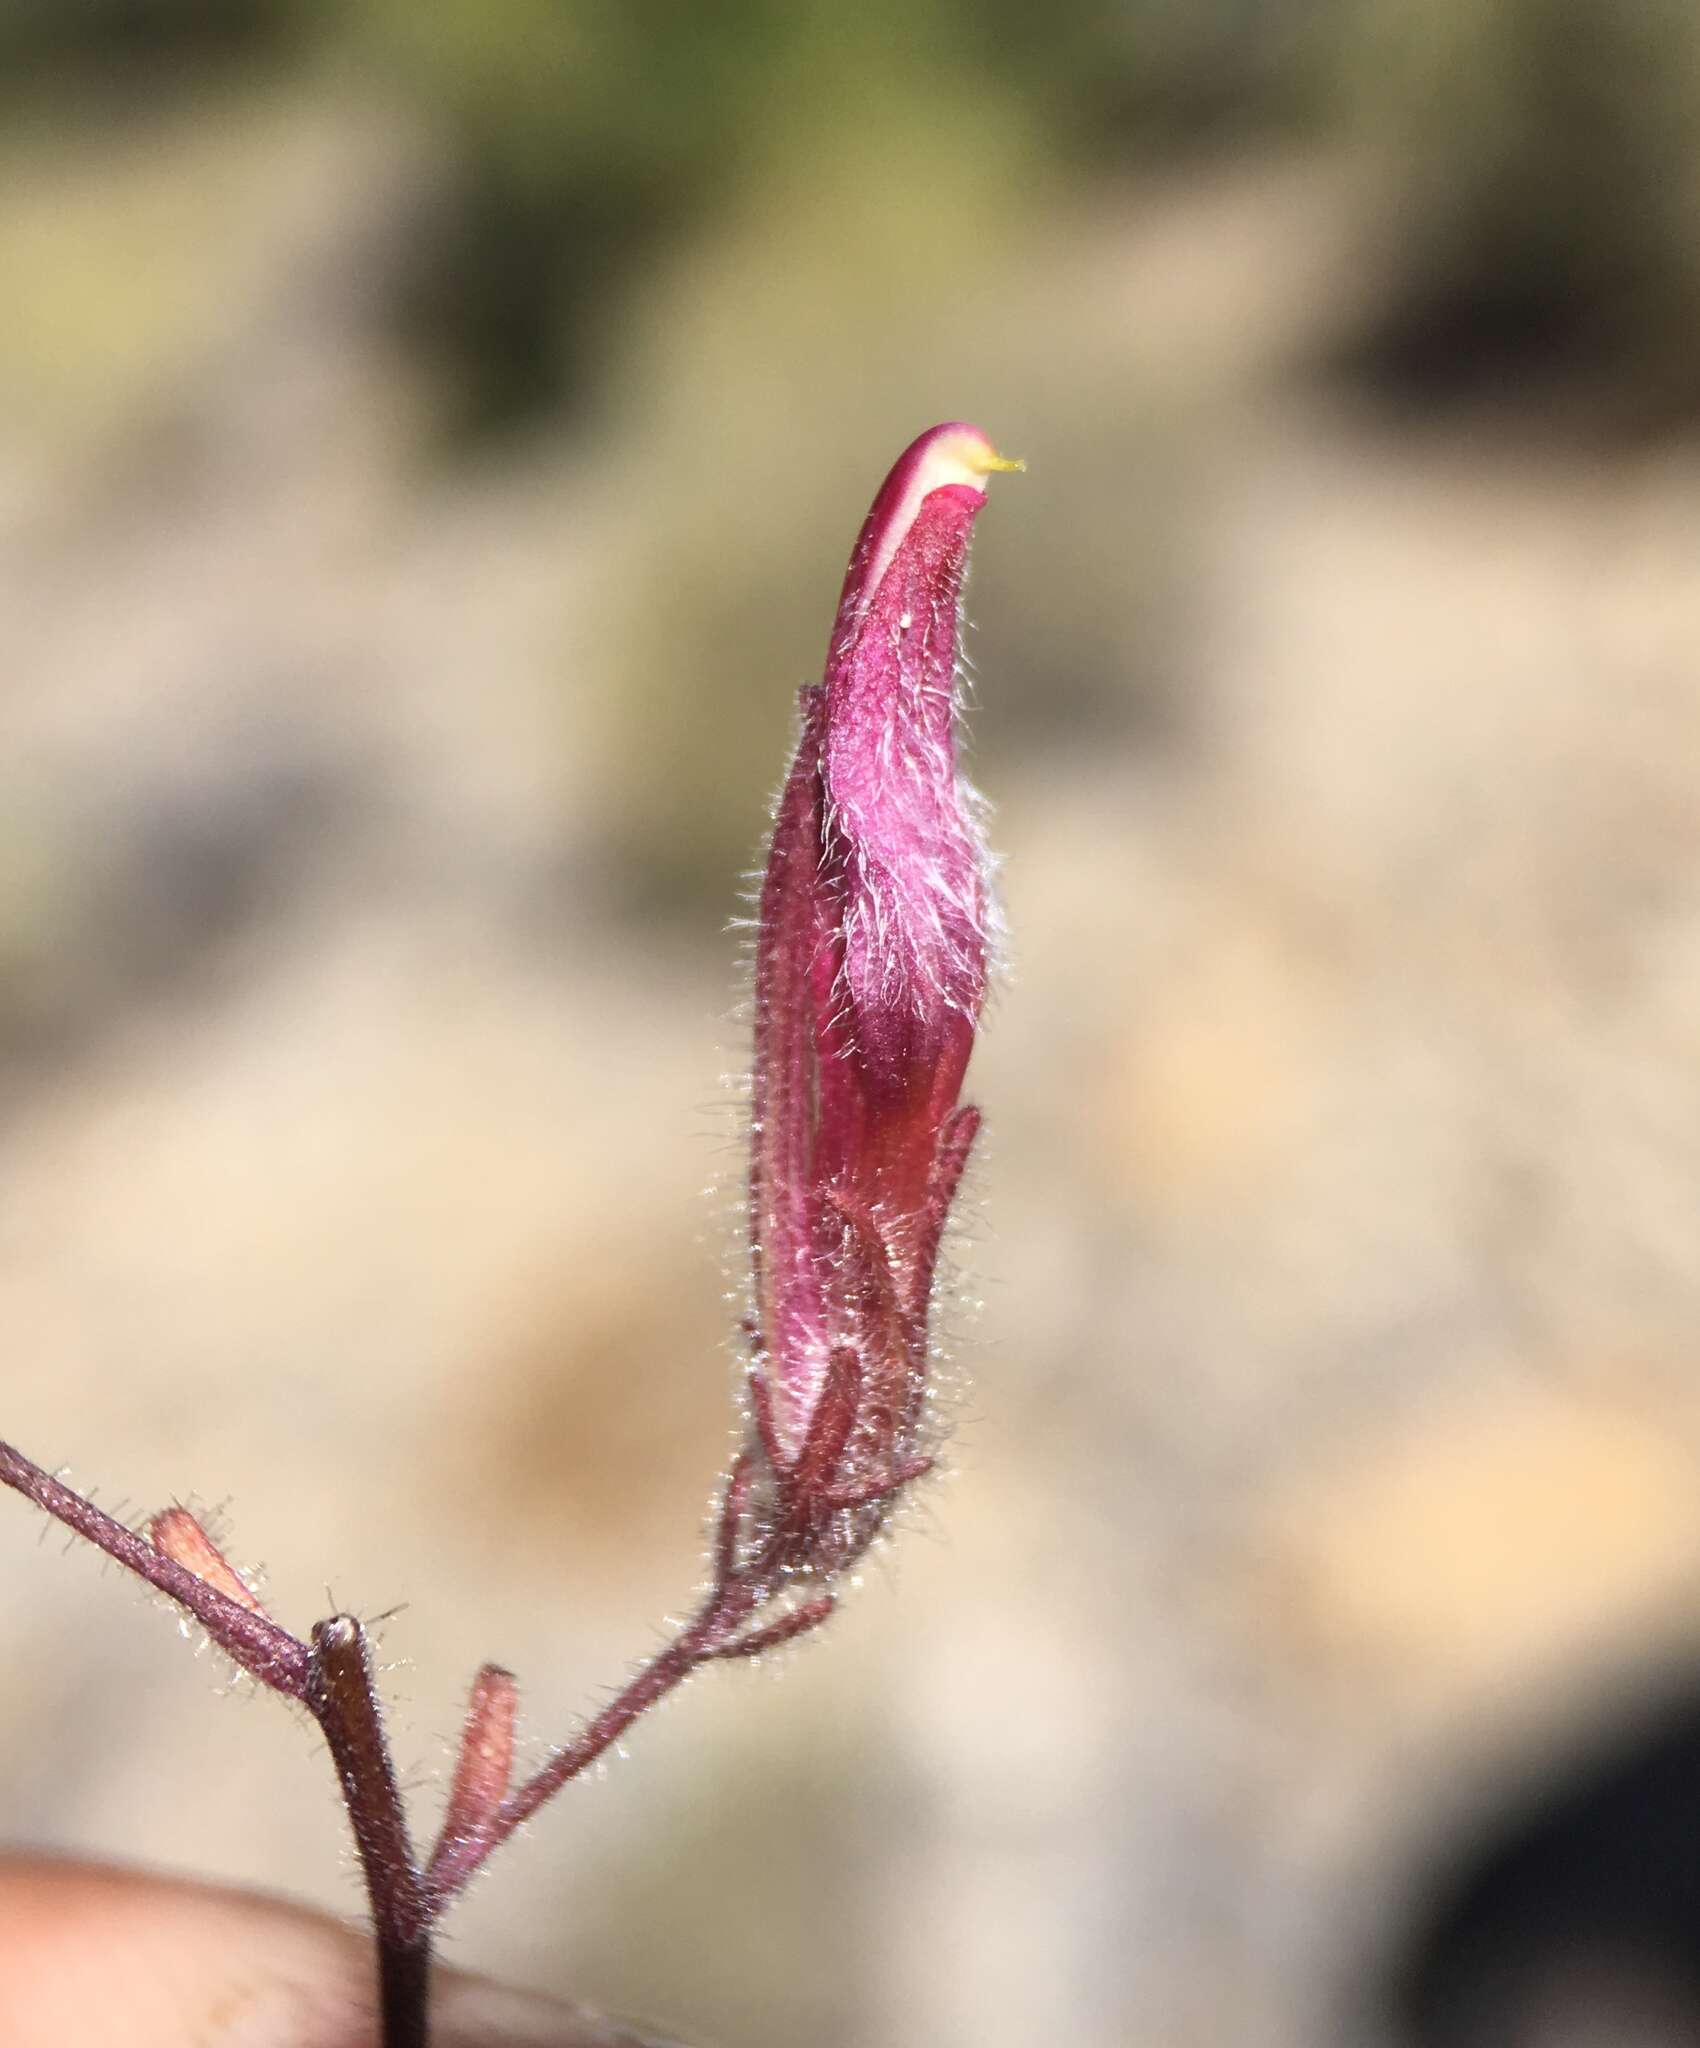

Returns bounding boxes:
[748,423,1018,1544]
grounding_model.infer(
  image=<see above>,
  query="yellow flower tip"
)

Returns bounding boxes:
[911,426,1022,496]
[855,424,1023,609]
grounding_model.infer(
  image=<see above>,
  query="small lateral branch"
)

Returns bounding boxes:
[149,1506,269,1616]
[710,1592,836,1661]
[428,1663,518,1887]
[431,1624,711,1899]
[820,1454,934,1512]
[0,1440,308,1697]
[714,1449,759,1586]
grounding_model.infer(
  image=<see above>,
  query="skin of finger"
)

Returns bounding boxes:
[0,1855,685,2048]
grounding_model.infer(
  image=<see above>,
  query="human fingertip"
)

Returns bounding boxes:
[432,1970,690,2047]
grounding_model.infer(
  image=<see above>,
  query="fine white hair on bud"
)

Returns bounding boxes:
[743,423,1017,1573]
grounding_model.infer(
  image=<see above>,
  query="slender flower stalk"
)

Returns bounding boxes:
[0,422,1018,2048]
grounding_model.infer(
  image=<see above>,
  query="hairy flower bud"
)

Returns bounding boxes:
[748,423,1019,1547]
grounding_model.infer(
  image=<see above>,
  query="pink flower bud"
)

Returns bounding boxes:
[748,424,1019,1532]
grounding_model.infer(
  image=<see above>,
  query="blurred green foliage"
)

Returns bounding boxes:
[0,0,296,81]
[1331,0,1700,426]
[11,0,1700,923]
[9,0,1700,435]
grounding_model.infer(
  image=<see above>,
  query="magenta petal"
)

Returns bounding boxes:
[749,690,834,1466]
[824,482,989,1123]
[748,424,1016,1485]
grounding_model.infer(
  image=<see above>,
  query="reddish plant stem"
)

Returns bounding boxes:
[429,1461,845,1899]
[0,1434,857,2036]
[427,1663,518,1886]
[0,1445,431,2045]
[306,1617,431,2048]
[429,1574,761,1900]
[0,1441,309,1696]
[429,1631,708,1898]
[710,1592,836,1662]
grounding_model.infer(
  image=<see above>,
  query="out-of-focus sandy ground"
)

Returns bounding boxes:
[6,10,1700,2045]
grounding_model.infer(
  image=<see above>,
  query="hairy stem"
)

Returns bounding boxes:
[307,1617,431,2048]
[427,1663,518,1884]
[0,1441,309,1695]
[0,1434,856,2040]
[429,1586,752,1899]
[0,1445,430,2047]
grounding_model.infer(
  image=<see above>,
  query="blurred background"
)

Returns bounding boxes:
[4,4,1700,2044]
